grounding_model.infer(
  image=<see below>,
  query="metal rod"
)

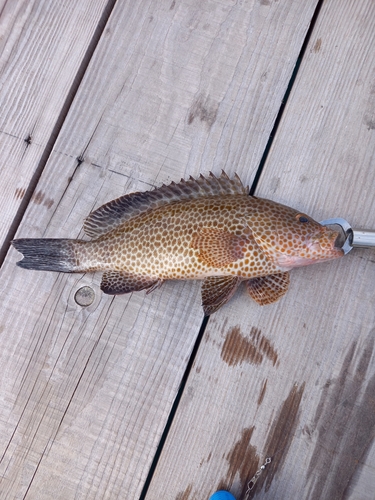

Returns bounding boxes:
[352,229,375,248]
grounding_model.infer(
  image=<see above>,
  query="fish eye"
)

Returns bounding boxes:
[297,214,309,223]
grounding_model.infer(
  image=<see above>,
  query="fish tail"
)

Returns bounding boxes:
[12,238,86,272]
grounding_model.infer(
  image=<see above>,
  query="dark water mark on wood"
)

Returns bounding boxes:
[257,379,267,406]
[221,326,278,367]
[175,483,192,500]
[363,83,375,130]
[15,187,26,200]
[306,331,375,499]
[188,94,218,128]
[312,38,322,53]
[31,190,54,209]
[176,484,193,500]
[217,426,259,496]
[257,382,305,494]
[218,383,304,497]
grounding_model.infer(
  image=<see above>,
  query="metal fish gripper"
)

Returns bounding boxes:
[320,218,375,255]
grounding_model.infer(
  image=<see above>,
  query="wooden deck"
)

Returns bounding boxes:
[1,0,375,498]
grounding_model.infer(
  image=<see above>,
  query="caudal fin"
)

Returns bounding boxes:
[12,238,82,272]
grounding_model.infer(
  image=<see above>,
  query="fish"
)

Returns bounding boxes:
[12,171,343,315]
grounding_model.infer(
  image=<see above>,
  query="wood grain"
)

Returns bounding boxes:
[0,0,320,498]
[146,1,375,499]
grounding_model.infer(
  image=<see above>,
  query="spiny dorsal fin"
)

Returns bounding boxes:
[84,171,248,238]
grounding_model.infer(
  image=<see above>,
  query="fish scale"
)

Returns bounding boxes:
[12,171,343,315]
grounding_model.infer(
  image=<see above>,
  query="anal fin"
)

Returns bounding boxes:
[246,272,290,306]
[101,271,162,295]
[201,276,242,316]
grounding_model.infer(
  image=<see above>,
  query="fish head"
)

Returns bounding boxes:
[250,199,344,268]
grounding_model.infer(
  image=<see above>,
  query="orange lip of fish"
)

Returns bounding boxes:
[312,227,344,253]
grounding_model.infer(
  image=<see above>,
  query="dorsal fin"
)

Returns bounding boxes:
[84,171,248,238]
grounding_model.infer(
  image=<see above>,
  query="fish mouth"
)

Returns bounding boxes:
[308,228,344,258]
[324,224,348,250]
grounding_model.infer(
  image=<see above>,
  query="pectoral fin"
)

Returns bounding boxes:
[246,272,290,306]
[201,276,242,316]
[191,228,251,268]
[101,271,162,295]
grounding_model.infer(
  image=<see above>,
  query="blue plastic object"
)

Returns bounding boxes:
[209,491,236,500]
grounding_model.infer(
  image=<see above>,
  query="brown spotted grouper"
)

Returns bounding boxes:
[12,172,343,315]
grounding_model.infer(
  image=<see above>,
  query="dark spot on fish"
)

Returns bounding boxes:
[24,134,32,146]
[313,38,322,52]
[188,94,218,128]
[15,188,26,199]
[307,331,375,499]
[221,326,278,367]
[257,379,267,406]
[218,426,259,496]
[170,0,176,9]
[260,0,271,5]
[175,484,192,500]
[77,155,84,165]
[253,382,305,493]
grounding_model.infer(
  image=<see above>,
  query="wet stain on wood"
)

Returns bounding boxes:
[175,484,192,500]
[313,38,322,52]
[15,187,26,199]
[306,331,375,499]
[188,94,218,127]
[31,190,54,209]
[254,382,305,494]
[221,326,278,367]
[363,83,375,130]
[257,379,267,406]
[218,426,259,496]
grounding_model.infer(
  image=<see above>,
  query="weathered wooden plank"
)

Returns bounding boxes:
[0,0,320,498]
[146,1,375,499]
[0,0,112,250]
